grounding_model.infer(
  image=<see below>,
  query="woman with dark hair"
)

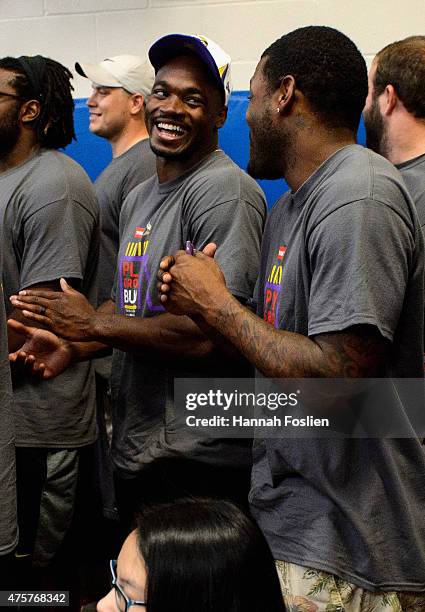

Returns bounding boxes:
[97,499,285,612]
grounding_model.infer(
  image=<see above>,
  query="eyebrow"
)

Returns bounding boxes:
[119,575,142,591]
[153,80,205,96]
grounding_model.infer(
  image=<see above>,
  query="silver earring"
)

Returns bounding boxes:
[276,107,280,113]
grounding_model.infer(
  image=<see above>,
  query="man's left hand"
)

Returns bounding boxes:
[157,248,229,317]
[9,278,96,341]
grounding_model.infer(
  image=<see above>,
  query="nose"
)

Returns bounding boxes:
[87,91,97,107]
[245,106,251,127]
[97,589,116,612]
[160,93,185,115]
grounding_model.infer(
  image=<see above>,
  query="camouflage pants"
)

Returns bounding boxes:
[275,560,425,612]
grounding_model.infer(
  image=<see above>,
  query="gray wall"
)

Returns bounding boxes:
[1,0,423,97]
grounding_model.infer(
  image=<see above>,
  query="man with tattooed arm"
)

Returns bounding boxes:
[157,26,425,610]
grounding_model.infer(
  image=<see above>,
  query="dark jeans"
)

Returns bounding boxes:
[94,372,117,521]
[15,448,48,557]
[0,552,17,590]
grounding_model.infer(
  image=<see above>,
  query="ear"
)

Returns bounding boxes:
[381,84,398,117]
[276,75,296,114]
[129,93,145,115]
[215,106,228,129]
[20,99,41,124]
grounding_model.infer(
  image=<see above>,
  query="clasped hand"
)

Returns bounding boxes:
[157,243,228,317]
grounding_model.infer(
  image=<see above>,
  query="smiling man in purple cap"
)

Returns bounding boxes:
[10,35,267,529]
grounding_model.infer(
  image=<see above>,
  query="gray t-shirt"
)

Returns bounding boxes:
[95,139,156,306]
[0,149,99,448]
[250,145,425,590]
[397,153,425,229]
[0,279,17,556]
[111,150,267,475]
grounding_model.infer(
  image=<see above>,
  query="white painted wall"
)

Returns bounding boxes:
[1,0,424,98]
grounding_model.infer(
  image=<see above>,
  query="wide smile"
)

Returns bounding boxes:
[153,120,188,142]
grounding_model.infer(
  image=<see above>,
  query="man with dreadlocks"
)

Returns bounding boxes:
[0,55,99,583]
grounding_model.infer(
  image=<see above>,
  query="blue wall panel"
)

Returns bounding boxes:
[65,99,112,182]
[65,93,366,209]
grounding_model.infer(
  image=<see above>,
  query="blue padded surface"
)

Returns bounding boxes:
[65,94,366,209]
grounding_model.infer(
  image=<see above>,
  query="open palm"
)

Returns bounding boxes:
[8,319,73,379]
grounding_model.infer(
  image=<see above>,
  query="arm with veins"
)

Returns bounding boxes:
[9,278,227,365]
[157,250,388,378]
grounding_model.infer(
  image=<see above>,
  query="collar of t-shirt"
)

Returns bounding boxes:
[395,152,425,171]
[291,143,360,208]
[157,149,224,195]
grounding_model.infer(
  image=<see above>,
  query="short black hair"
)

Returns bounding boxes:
[261,26,367,133]
[374,36,425,119]
[0,55,75,149]
[136,499,285,612]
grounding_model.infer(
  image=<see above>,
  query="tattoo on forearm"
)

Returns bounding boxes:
[211,298,386,378]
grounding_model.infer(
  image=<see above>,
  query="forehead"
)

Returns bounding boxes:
[250,57,268,91]
[369,59,378,76]
[0,68,17,91]
[155,54,213,90]
[92,84,127,96]
[117,530,146,589]
[367,59,378,90]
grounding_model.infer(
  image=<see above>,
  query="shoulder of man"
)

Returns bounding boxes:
[306,145,416,231]
[96,140,156,203]
[182,151,266,214]
[41,149,98,215]
[0,149,96,219]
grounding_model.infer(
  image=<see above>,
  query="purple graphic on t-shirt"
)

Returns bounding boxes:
[263,246,286,328]
[263,280,282,328]
[119,253,165,316]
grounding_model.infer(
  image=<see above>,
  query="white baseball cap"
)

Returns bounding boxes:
[75,55,155,97]
[148,34,233,105]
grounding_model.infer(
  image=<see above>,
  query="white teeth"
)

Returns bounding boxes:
[157,122,184,133]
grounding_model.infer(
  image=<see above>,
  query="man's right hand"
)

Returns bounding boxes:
[8,319,73,379]
[157,245,228,317]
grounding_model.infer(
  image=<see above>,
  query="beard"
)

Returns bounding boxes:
[364,98,389,158]
[247,111,293,180]
[0,102,21,162]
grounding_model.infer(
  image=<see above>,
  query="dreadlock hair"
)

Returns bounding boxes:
[0,56,75,149]
[261,26,367,134]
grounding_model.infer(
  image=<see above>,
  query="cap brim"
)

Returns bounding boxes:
[74,62,122,88]
[148,34,222,91]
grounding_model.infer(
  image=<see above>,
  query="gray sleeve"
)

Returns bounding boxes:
[307,199,413,340]
[121,157,156,201]
[189,198,266,300]
[19,199,97,290]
